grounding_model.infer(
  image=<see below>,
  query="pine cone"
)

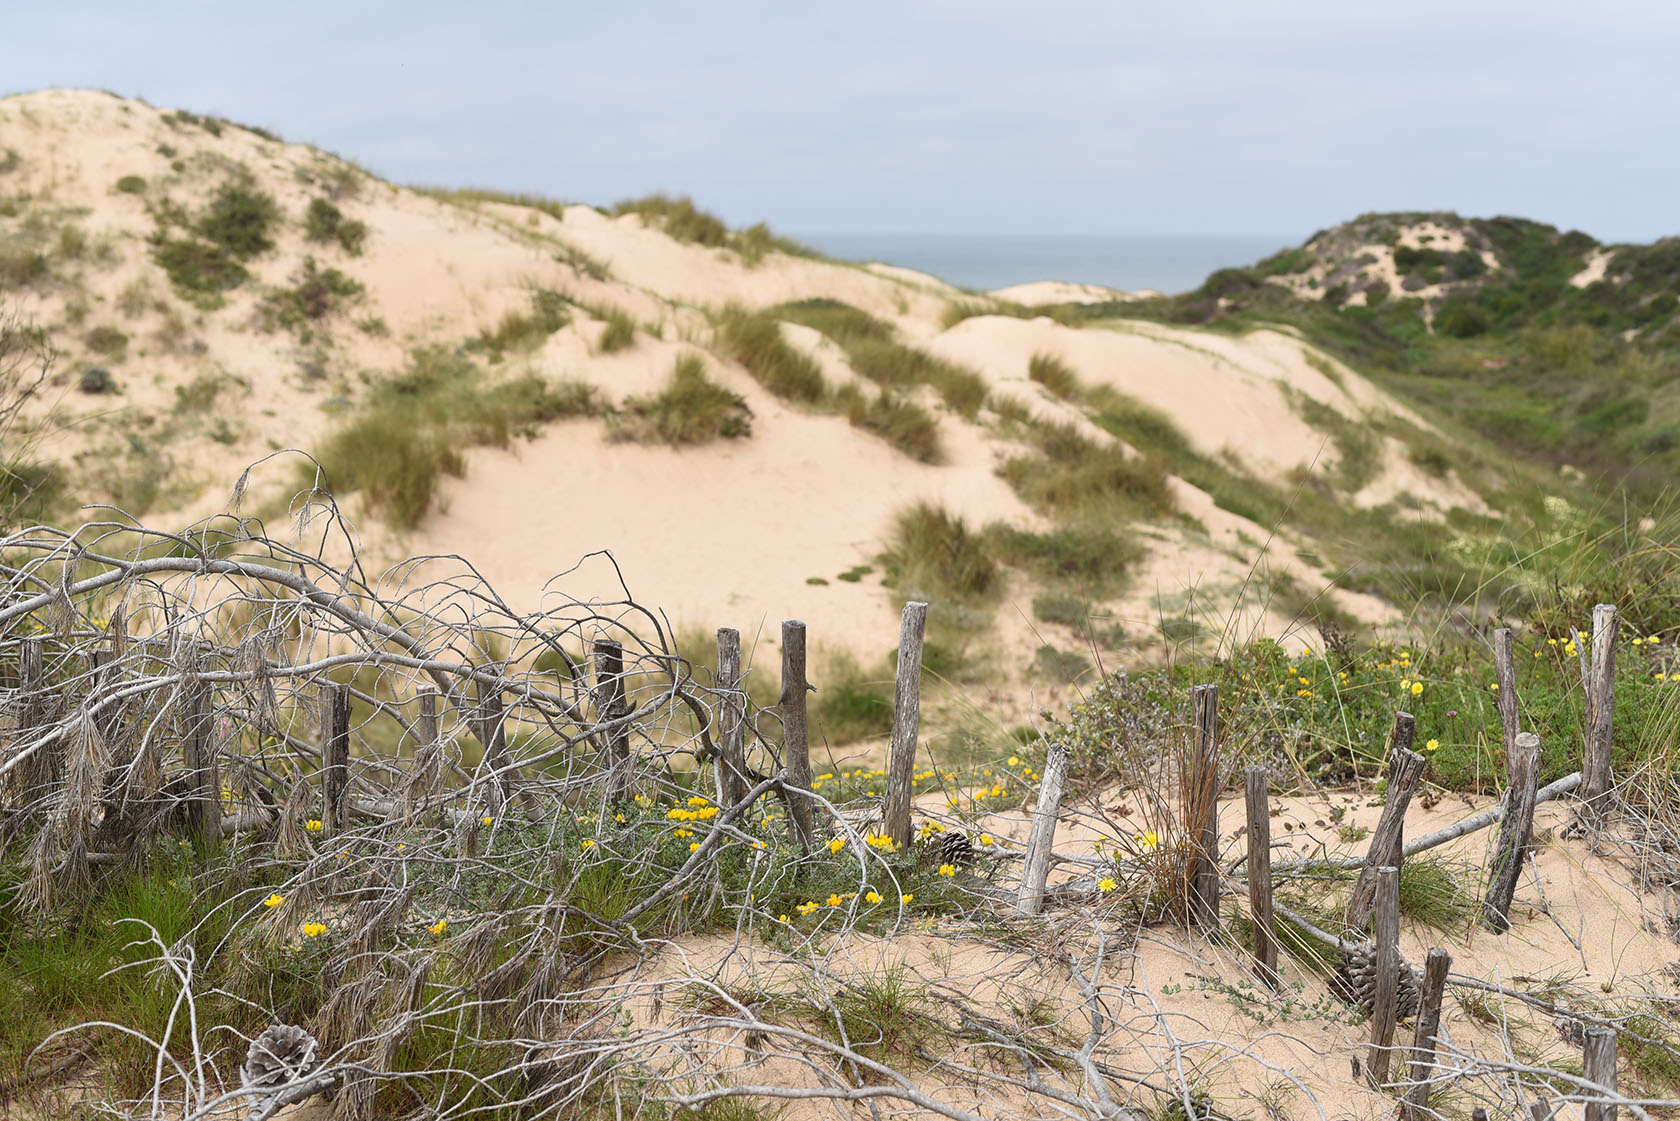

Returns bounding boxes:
[242,1024,321,1090]
[939,832,975,868]
[1330,943,1420,1019]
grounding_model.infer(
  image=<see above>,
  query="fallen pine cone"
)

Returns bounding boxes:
[1330,942,1421,1019]
[242,1024,321,1090]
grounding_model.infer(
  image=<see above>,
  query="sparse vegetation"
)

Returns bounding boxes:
[257,257,364,336]
[1027,351,1080,397]
[608,352,752,445]
[611,193,815,264]
[834,382,943,463]
[471,288,569,360]
[303,196,368,254]
[595,304,637,353]
[114,174,147,194]
[715,306,827,402]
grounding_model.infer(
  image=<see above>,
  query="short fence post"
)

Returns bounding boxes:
[1483,731,1543,932]
[1583,1024,1619,1121]
[1346,713,1424,932]
[594,641,631,803]
[1494,626,1519,778]
[1582,604,1619,817]
[1243,765,1279,989]
[780,620,813,849]
[1185,684,1220,930]
[18,636,56,804]
[1401,947,1452,1119]
[883,601,928,851]
[322,682,350,837]
[1016,742,1070,916]
[183,653,220,847]
[404,687,441,825]
[1367,865,1401,1085]
[716,627,746,807]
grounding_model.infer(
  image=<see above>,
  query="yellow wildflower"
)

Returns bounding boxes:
[1296,689,1312,698]
[1489,683,1499,692]
[826,894,842,907]
[778,914,789,922]
[901,893,913,904]
[1140,831,1160,849]
[1425,739,1439,752]
[689,841,700,852]
[263,893,284,908]
[979,833,994,846]
[302,921,326,938]
[687,796,711,807]
[865,890,882,904]
[753,840,765,850]
[304,819,322,833]
[1007,756,1020,767]
[1411,682,1424,697]
[428,919,447,937]
[827,837,846,854]
[1098,878,1117,893]
[481,815,493,827]
[1400,679,1411,691]
[938,863,956,877]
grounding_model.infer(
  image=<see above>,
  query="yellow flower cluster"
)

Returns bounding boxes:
[865,832,899,852]
[1398,678,1424,697]
[865,890,882,904]
[918,821,946,839]
[1098,877,1117,893]
[302,921,326,938]
[827,837,846,854]
[263,893,284,908]
[937,863,956,877]
[667,805,719,822]
[428,919,448,936]
[304,819,322,833]
[1425,738,1440,752]
[796,900,819,915]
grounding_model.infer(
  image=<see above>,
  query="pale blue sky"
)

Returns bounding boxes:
[5,1,1676,242]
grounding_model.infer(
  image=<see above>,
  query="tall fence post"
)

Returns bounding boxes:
[1401,947,1452,1120]
[594,640,631,803]
[404,687,441,826]
[1016,742,1070,916]
[1582,603,1619,817]
[477,676,510,815]
[183,651,220,848]
[1244,765,1279,989]
[883,601,928,851]
[1494,626,1519,779]
[322,682,350,838]
[1483,731,1543,932]
[780,620,813,849]
[1584,1024,1619,1121]
[1367,865,1402,1085]
[1346,713,1424,932]
[18,636,56,806]
[715,628,747,807]
[1185,684,1220,930]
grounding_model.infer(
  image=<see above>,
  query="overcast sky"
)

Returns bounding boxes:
[5,1,1676,242]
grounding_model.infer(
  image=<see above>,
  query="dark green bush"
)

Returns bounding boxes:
[881,502,1000,602]
[84,326,129,357]
[1437,301,1489,338]
[305,197,368,255]
[152,237,248,296]
[79,366,116,394]
[115,175,147,194]
[259,257,363,332]
[608,353,751,445]
[197,182,279,258]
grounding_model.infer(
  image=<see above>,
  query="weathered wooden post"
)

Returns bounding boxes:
[1582,603,1619,816]
[1346,713,1424,932]
[780,620,813,848]
[183,651,220,847]
[1584,1024,1619,1121]
[1483,731,1543,932]
[883,601,928,851]
[18,636,55,805]
[1401,947,1452,1120]
[594,640,631,802]
[404,688,441,825]
[1016,742,1070,916]
[1185,684,1220,930]
[1368,865,1401,1085]
[477,676,511,814]
[322,682,350,838]
[1493,626,1519,777]
[715,627,747,807]
[1244,765,1279,989]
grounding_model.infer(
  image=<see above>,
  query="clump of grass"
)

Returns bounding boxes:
[197,180,280,258]
[1027,352,1081,398]
[881,502,1000,603]
[985,521,1143,597]
[472,289,569,361]
[608,353,751,445]
[258,257,364,335]
[303,197,368,255]
[150,176,278,299]
[114,174,147,195]
[0,244,49,288]
[313,347,601,527]
[84,326,129,358]
[775,298,896,346]
[842,337,989,418]
[612,194,814,264]
[812,648,894,744]
[715,306,827,403]
[834,383,943,463]
[595,305,637,353]
[1002,422,1175,521]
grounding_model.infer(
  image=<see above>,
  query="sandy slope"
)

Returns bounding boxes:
[2,88,1491,678]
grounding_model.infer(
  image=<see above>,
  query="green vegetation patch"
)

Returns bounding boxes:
[716,306,827,402]
[303,196,368,255]
[608,353,752,445]
[612,193,815,265]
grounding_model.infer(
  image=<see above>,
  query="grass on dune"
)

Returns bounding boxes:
[608,352,751,446]
[715,306,828,403]
[834,383,943,463]
[775,298,990,418]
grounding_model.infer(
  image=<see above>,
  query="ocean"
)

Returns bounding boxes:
[795,233,1295,298]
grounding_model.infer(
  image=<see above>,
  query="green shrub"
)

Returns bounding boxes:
[305,196,368,255]
[986,522,1143,596]
[56,225,87,260]
[0,245,48,288]
[1437,300,1489,338]
[473,289,569,360]
[115,174,147,194]
[715,306,827,402]
[608,353,751,445]
[197,182,279,258]
[152,237,248,296]
[835,383,942,463]
[1027,352,1080,398]
[597,305,636,353]
[79,366,116,394]
[775,298,896,346]
[1002,423,1175,521]
[84,326,129,357]
[258,257,364,332]
[844,337,988,418]
[881,501,1000,603]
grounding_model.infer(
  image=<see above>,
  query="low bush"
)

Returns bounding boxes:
[472,289,569,360]
[197,181,279,259]
[881,501,1000,603]
[986,521,1142,597]
[1002,423,1175,521]
[79,366,116,394]
[84,326,129,357]
[835,383,942,463]
[304,197,368,255]
[596,305,636,353]
[115,174,147,194]
[152,237,247,297]
[841,337,989,419]
[1027,352,1080,398]
[608,353,751,445]
[715,306,827,402]
[258,257,364,334]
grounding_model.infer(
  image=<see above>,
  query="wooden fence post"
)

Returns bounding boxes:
[1494,626,1519,778]
[1582,604,1619,816]
[1367,865,1401,1085]
[183,654,220,847]
[404,688,441,825]
[18,636,56,804]
[883,601,928,851]
[1185,684,1221,930]
[1016,742,1070,916]
[1244,765,1279,989]
[1584,1024,1619,1121]
[477,677,510,814]
[322,682,350,838]
[780,620,813,849]
[716,628,747,807]
[1483,731,1543,932]
[1345,713,1424,932]
[594,640,631,802]
[1401,947,1452,1120]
